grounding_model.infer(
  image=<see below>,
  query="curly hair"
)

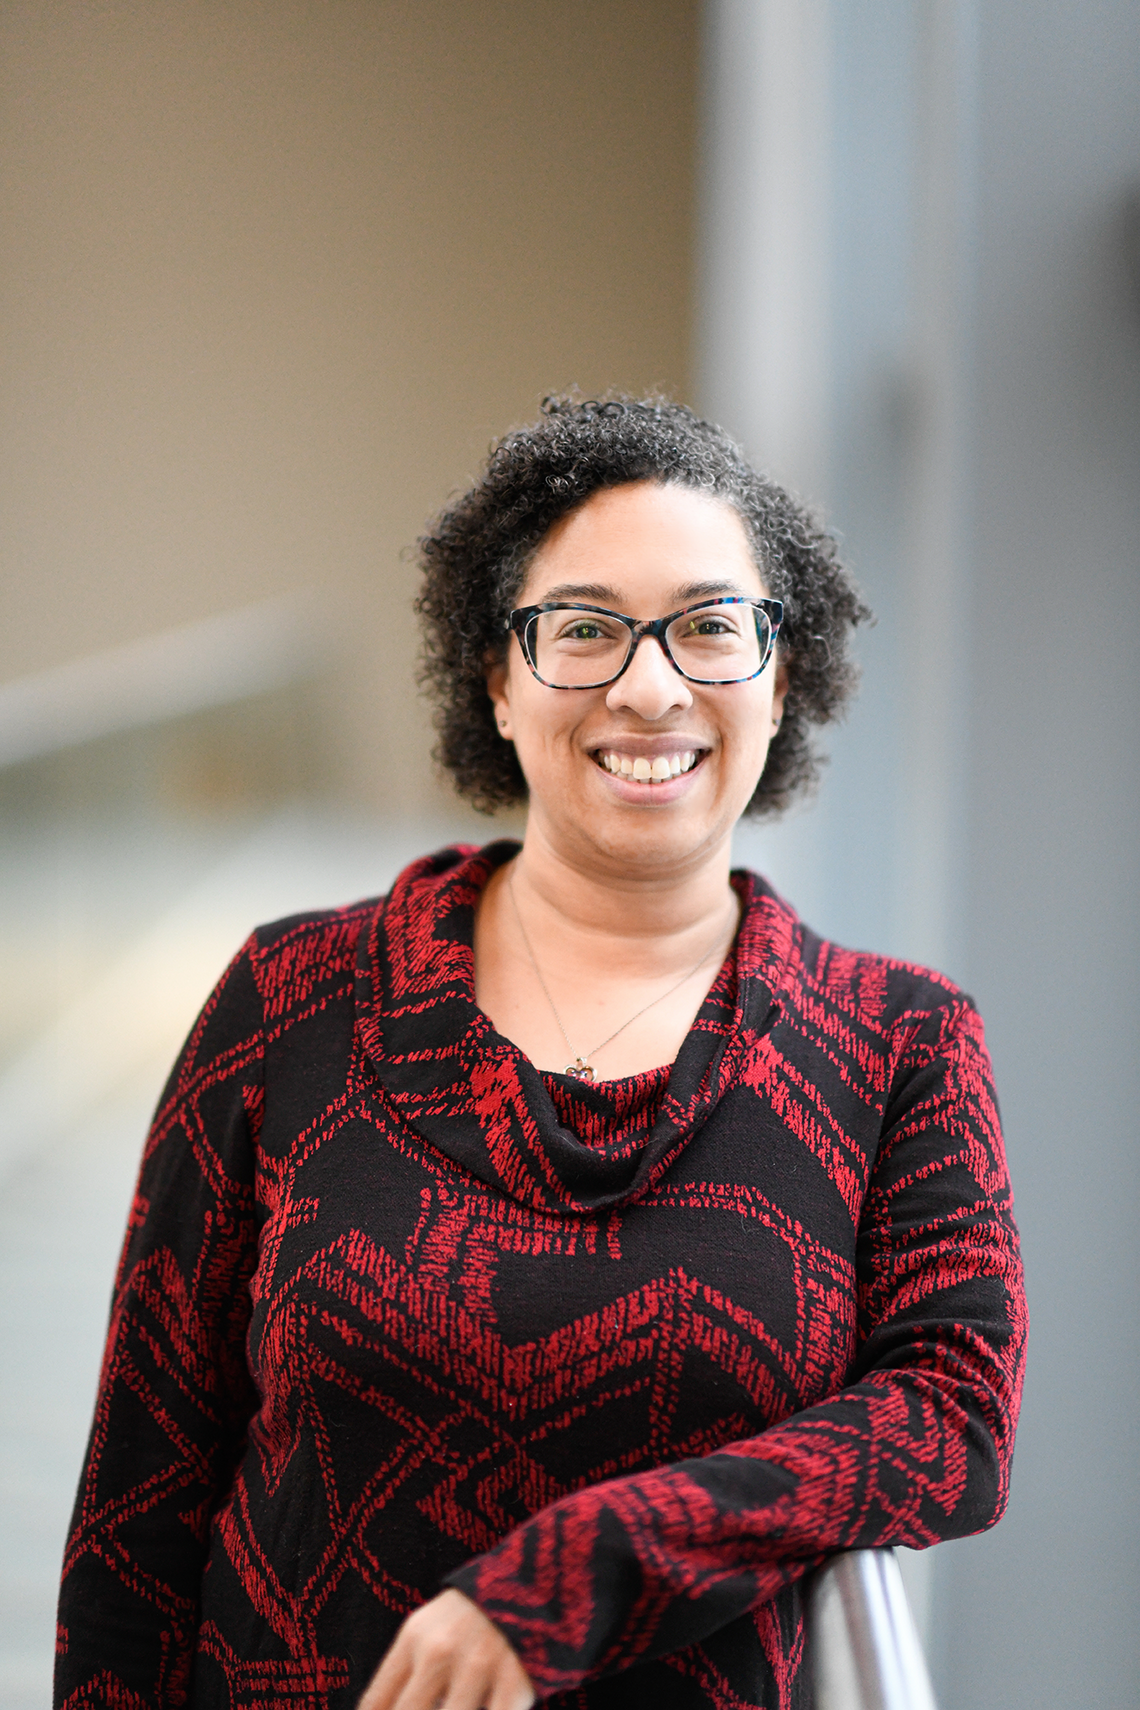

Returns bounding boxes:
[416,394,871,817]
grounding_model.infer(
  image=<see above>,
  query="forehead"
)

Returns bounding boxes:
[520,481,767,605]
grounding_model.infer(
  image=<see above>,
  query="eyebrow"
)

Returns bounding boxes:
[534,578,757,607]
[538,582,618,604]
[671,579,757,603]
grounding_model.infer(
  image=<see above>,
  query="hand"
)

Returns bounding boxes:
[358,1587,537,1710]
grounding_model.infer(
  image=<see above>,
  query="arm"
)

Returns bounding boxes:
[54,938,266,1709]
[436,996,1027,1700]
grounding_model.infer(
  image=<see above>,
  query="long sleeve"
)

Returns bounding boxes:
[445,996,1028,1699]
[54,939,266,1709]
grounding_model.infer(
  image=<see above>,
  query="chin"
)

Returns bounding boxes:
[574,800,733,874]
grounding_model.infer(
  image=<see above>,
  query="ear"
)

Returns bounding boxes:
[770,655,790,734]
[486,654,514,741]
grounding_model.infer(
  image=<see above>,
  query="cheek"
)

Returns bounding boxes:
[722,689,774,763]
[506,674,581,763]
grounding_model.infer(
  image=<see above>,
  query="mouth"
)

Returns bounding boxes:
[592,747,708,782]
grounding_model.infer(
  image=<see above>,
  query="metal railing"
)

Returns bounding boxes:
[810,1550,938,1710]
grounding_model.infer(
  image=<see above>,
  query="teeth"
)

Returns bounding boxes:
[598,750,702,780]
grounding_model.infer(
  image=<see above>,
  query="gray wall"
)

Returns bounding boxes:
[942,4,1140,1704]
[702,2,1140,1702]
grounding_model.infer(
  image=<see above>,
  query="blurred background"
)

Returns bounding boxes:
[1,2,1137,1705]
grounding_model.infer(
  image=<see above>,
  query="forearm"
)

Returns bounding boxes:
[445,1347,1009,1699]
[55,938,264,1707]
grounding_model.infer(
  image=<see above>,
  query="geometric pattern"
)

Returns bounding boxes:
[55,841,1026,1709]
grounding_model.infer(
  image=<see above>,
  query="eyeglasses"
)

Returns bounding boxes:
[506,597,784,690]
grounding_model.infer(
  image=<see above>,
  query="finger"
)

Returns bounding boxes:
[432,1629,526,1710]
[357,1637,413,1710]
[435,1671,492,1710]
[431,1633,503,1710]
[395,1643,496,1710]
[485,1650,537,1710]
[380,1622,477,1710]
[391,1657,452,1710]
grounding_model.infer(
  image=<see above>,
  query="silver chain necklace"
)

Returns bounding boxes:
[507,861,729,1082]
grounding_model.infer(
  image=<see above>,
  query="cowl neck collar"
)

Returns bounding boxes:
[354,841,795,1216]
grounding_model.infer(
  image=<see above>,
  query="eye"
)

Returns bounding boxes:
[550,612,625,644]
[553,615,611,642]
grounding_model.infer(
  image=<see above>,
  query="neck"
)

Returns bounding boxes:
[504,813,738,969]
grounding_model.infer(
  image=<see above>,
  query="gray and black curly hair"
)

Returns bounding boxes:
[416,394,870,817]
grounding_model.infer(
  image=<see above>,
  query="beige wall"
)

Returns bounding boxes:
[0,0,697,814]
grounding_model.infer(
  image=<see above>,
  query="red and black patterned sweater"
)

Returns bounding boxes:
[55,841,1026,1710]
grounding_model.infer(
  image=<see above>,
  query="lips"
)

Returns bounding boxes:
[593,748,707,781]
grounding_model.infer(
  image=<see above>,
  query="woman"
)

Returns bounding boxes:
[56,397,1026,1710]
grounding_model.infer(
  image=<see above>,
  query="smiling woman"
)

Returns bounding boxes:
[55,397,1027,1710]
[418,397,866,820]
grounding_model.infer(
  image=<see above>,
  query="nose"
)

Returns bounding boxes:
[605,633,693,720]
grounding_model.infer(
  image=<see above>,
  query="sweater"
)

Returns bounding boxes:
[55,840,1027,1710]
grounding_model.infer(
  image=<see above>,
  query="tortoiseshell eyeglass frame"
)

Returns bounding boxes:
[505,596,784,689]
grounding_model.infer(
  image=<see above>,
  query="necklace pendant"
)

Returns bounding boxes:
[565,1059,595,1082]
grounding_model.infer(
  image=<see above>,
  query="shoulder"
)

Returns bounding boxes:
[734,866,982,1050]
[244,841,494,1019]
[247,842,487,966]
[250,894,381,964]
[242,896,381,1034]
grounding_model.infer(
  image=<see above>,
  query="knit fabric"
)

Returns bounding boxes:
[55,841,1026,1710]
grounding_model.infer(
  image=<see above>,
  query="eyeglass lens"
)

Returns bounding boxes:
[529,603,772,687]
